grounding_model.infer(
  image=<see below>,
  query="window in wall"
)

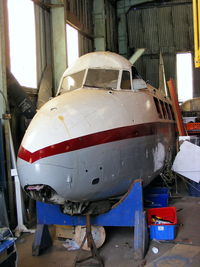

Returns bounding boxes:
[176,52,193,103]
[66,24,79,66]
[7,0,37,88]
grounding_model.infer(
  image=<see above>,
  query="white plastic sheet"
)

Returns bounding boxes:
[172,141,200,183]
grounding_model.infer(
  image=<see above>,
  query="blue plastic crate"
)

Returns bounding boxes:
[149,224,177,240]
[0,239,15,254]
[188,181,200,197]
[144,187,169,208]
[147,207,177,240]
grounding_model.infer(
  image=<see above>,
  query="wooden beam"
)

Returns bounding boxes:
[167,79,187,136]
[31,0,64,12]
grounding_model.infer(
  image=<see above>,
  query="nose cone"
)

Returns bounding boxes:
[17,152,78,202]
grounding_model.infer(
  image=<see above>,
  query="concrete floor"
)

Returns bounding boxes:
[16,195,200,267]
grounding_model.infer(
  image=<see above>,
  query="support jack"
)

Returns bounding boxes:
[73,215,104,267]
[33,179,149,260]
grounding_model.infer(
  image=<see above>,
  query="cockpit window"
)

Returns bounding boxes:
[121,70,131,89]
[60,69,86,93]
[84,69,119,89]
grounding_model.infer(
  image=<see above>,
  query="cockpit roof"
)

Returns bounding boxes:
[63,51,132,76]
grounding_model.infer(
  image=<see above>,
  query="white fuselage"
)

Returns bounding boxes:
[17,87,175,202]
[17,51,176,208]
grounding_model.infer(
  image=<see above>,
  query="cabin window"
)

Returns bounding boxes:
[164,102,170,119]
[121,71,131,90]
[160,101,167,119]
[84,69,119,89]
[169,104,175,120]
[153,97,162,119]
[166,103,172,120]
[60,70,86,93]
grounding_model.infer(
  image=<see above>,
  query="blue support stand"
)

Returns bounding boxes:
[33,179,149,259]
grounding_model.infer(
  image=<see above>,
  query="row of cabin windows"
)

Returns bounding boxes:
[154,97,175,121]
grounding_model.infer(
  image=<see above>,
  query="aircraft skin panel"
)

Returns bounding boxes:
[61,51,132,77]
[18,121,174,164]
[19,88,169,153]
[17,122,175,202]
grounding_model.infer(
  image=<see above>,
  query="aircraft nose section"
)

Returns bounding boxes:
[17,155,78,203]
[17,93,97,203]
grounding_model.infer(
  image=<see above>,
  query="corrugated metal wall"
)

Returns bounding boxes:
[65,0,94,55]
[127,0,193,88]
[105,0,118,52]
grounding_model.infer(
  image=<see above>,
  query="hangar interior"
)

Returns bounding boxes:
[1,0,200,266]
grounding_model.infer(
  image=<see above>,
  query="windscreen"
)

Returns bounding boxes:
[84,69,119,90]
[59,69,86,94]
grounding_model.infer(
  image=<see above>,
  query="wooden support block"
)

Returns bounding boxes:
[55,225,75,239]
[74,225,106,251]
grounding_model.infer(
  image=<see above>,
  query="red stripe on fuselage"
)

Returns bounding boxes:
[18,122,175,164]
